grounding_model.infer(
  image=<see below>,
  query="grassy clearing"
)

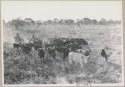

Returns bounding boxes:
[4,24,122,84]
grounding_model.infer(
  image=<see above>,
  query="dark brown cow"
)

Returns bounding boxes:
[38,48,45,62]
[21,43,32,54]
[13,43,21,49]
[62,47,70,61]
[48,47,56,58]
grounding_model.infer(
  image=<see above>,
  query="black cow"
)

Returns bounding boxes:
[76,38,88,45]
[4,50,9,57]
[51,38,70,60]
[49,38,89,61]
[101,49,109,62]
[69,38,88,46]
[13,43,23,55]
[62,47,70,61]
[38,48,45,62]
[31,40,43,50]
[43,38,89,62]
[13,43,21,49]
[21,43,32,54]
[45,43,56,58]
[48,47,56,58]
[34,44,41,50]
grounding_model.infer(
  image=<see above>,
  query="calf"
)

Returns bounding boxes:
[69,52,85,67]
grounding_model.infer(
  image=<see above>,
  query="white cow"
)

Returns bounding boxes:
[68,52,88,67]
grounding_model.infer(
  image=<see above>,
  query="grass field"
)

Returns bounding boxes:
[3,24,123,84]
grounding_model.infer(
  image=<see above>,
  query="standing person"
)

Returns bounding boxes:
[101,49,108,62]
[38,48,45,63]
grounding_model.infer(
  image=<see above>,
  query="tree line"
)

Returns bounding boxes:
[4,18,121,29]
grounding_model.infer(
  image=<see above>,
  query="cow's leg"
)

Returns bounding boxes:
[16,47,19,56]
[22,50,24,56]
[63,55,66,62]
[105,57,108,62]
[42,56,44,63]
[43,55,45,62]
[41,57,43,63]
[35,47,37,50]
[53,53,56,59]
[104,55,108,62]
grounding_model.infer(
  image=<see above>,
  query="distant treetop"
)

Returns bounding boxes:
[6,17,121,28]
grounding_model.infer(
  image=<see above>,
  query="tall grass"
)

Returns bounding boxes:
[4,47,122,84]
[4,24,122,84]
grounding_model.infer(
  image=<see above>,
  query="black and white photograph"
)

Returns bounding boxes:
[1,1,124,86]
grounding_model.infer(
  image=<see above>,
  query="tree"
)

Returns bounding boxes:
[46,20,53,24]
[76,19,83,25]
[83,18,91,25]
[99,18,107,25]
[25,18,35,25]
[90,19,97,24]
[58,19,65,24]
[53,18,59,24]
[10,18,25,29]
[36,20,42,26]
[14,33,24,44]
[64,19,74,25]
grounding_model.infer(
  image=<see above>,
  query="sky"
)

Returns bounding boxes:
[1,1,122,22]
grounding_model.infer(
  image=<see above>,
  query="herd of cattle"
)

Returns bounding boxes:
[12,38,109,64]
